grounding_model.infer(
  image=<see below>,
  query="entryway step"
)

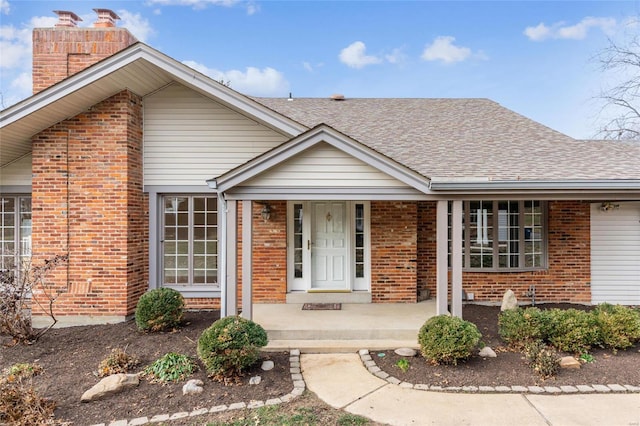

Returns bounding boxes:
[264,339,419,353]
[266,328,418,341]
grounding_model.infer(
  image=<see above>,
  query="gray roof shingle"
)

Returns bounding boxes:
[254,97,640,181]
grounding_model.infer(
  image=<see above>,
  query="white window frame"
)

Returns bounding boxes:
[0,195,32,273]
[454,200,548,272]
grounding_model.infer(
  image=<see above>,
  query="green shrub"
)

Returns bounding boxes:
[547,308,599,354]
[418,315,482,365]
[143,352,196,383]
[524,340,559,379]
[135,288,184,332]
[197,316,268,382]
[594,303,640,351]
[498,307,552,348]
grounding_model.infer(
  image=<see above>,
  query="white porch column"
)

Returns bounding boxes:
[218,193,228,317]
[226,200,238,316]
[451,200,463,318]
[436,200,449,315]
[241,200,253,320]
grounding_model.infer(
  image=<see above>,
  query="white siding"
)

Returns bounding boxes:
[144,84,288,186]
[0,154,32,186]
[590,202,640,305]
[243,143,411,188]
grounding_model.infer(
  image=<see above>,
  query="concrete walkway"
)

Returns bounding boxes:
[301,353,640,426]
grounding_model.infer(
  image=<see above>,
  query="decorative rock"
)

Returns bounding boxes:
[261,360,275,371]
[500,289,518,311]
[129,417,148,425]
[394,347,417,357]
[478,346,497,358]
[592,384,611,392]
[182,379,204,395]
[249,376,262,385]
[81,374,139,402]
[559,356,581,369]
[607,384,626,392]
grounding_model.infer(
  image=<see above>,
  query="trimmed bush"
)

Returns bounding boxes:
[594,303,640,351]
[547,308,599,354]
[135,288,184,332]
[418,315,482,365]
[197,316,268,382]
[498,307,552,348]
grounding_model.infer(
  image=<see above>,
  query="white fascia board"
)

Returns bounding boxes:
[1,44,306,137]
[136,48,306,137]
[429,179,640,192]
[211,125,431,194]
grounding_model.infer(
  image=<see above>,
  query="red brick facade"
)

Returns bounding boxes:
[31,90,147,319]
[416,200,592,304]
[370,201,418,302]
[32,27,136,94]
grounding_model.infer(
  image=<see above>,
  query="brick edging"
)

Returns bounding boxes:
[358,349,640,394]
[91,349,305,426]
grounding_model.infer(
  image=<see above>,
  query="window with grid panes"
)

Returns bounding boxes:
[162,196,218,287]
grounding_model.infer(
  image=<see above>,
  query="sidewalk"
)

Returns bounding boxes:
[301,353,640,426]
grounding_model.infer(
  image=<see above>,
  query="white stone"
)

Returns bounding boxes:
[500,289,518,311]
[81,374,139,402]
[394,347,417,357]
[261,360,274,371]
[478,346,497,358]
[182,379,204,395]
[249,375,262,385]
[128,417,148,425]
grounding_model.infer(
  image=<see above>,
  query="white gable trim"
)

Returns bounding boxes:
[210,124,432,195]
[1,43,306,166]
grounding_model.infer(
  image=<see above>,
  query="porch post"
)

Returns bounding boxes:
[451,200,463,318]
[241,200,253,320]
[436,200,449,315]
[218,193,228,317]
[226,200,238,316]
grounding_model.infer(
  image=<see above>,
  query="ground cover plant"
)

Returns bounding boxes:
[1,304,639,425]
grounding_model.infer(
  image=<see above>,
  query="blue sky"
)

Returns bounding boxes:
[1,1,638,139]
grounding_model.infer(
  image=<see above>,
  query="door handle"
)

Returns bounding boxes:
[307,240,310,250]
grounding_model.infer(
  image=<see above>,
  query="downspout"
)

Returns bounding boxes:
[66,130,71,287]
[218,192,227,317]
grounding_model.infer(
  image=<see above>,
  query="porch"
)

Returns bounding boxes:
[253,300,437,353]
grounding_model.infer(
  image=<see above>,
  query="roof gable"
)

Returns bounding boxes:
[210,124,431,197]
[0,42,306,166]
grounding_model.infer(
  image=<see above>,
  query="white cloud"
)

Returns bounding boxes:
[524,17,617,41]
[421,36,471,64]
[339,41,382,69]
[1,0,10,15]
[117,10,154,42]
[182,60,289,96]
[385,47,407,65]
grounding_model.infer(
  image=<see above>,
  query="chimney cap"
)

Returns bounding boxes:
[93,8,121,27]
[54,10,82,27]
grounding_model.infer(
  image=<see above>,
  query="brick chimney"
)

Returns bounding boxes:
[32,9,137,94]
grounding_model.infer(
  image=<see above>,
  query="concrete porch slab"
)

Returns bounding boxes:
[253,300,436,352]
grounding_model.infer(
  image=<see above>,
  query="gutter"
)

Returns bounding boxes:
[428,178,640,192]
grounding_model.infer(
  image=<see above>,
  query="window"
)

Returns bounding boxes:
[293,204,303,278]
[456,200,546,271]
[162,196,218,287]
[0,196,32,272]
[354,203,365,278]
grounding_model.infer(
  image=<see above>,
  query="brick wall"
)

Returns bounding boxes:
[417,200,591,304]
[252,201,287,303]
[31,90,146,319]
[370,201,418,302]
[32,27,137,94]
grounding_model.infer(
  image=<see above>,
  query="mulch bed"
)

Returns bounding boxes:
[375,304,640,388]
[2,303,639,425]
[1,311,292,426]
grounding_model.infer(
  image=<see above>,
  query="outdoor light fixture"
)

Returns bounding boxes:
[260,203,272,222]
[600,202,620,212]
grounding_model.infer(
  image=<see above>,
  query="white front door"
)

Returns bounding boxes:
[311,201,349,290]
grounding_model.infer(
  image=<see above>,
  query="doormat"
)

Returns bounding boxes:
[302,303,342,311]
